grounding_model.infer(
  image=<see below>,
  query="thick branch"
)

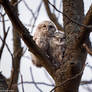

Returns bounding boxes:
[53,1,86,92]
[43,0,64,31]
[63,0,84,49]
[0,0,56,77]
[78,5,92,46]
[81,5,92,28]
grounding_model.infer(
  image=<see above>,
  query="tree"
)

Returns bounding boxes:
[0,0,92,92]
[0,0,23,91]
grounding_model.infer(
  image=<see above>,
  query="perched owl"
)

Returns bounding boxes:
[31,21,65,68]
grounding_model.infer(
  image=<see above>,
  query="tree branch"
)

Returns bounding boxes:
[43,0,64,31]
[22,0,36,19]
[0,0,56,77]
[17,81,54,87]
[83,43,92,55]
[20,73,25,92]
[81,80,92,85]
[0,27,9,60]
[48,1,92,29]
[30,67,43,92]
[78,4,92,46]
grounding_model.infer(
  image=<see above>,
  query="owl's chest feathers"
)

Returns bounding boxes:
[49,37,64,48]
[32,21,66,67]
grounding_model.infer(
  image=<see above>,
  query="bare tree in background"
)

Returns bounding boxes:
[0,0,22,92]
[8,0,23,91]
[0,0,92,92]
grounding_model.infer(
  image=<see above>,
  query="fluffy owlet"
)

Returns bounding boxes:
[31,21,65,68]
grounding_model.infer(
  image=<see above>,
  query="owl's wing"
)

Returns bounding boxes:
[47,31,65,68]
[31,36,49,67]
[31,53,43,67]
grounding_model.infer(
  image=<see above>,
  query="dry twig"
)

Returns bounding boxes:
[83,43,92,55]
[20,73,25,92]
[0,27,10,60]
[48,0,92,29]
[30,67,43,92]
[43,0,63,31]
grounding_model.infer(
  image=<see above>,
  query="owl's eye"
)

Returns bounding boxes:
[43,24,46,27]
[49,25,54,28]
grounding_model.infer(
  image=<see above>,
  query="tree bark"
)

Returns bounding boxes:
[8,0,23,92]
[53,0,90,92]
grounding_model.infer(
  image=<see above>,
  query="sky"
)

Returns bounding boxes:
[0,0,92,92]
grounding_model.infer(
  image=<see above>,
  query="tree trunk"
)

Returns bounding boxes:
[53,0,89,92]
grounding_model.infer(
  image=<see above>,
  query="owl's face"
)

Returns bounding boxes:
[37,21,56,35]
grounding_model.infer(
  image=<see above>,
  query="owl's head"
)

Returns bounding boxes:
[37,21,56,34]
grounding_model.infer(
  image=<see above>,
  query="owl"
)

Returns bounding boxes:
[31,21,65,68]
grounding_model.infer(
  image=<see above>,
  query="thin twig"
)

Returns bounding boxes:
[17,81,55,87]
[0,27,10,60]
[87,64,92,69]
[81,80,92,85]
[1,35,14,90]
[48,0,92,29]
[1,13,6,34]
[0,33,14,60]
[53,0,56,13]
[12,81,55,88]
[22,48,27,56]
[30,1,42,33]
[57,0,62,19]
[20,73,25,92]
[22,0,36,19]
[8,68,15,90]
[0,19,9,22]
[30,67,43,92]
[43,0,63,31]
[83,85,92,92]
[0,13,9,22]
[83,43,92,55]
[12,0,22,6]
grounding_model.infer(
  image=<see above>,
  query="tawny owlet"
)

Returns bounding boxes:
[31,21,65,68]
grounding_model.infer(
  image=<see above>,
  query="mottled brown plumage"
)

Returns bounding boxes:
[31,21,65,68]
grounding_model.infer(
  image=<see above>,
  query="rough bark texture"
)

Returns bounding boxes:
[53,0,89,92]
